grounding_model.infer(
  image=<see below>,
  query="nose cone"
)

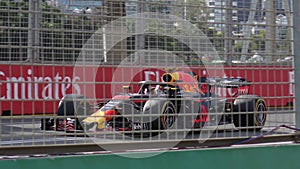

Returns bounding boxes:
[82,110,106,130]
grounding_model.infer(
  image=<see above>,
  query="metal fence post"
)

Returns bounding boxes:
[240,0,258,62]
[34,0,40,62]
[27,0,34,62]
[27,0,40,63]
[225,0,232,66]
[293,0,300,129]
[265,0,276,62]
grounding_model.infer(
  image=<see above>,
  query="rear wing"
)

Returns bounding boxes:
[206,77,250,88]
[205,77,251,96]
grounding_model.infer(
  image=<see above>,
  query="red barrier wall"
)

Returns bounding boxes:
[0,64,293,115]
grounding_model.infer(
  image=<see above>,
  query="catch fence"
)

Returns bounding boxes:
[0,0,297,155]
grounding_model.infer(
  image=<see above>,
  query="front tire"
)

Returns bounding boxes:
[57,94,91,130]
[142,100,177,136]
[158,101,177,130]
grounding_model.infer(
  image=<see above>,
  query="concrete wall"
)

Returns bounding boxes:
[1,143,300,169]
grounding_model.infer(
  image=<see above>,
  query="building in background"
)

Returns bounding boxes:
[237,0,264,23]
[206,0,238,32]
[52,0,103,13]
[125,0,172,16]
[125,0,138,16]
[206,0,291,33]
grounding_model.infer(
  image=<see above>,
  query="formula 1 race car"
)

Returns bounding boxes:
[41,71,267,136]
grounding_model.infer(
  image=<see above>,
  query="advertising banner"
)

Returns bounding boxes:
[0,64,293,115]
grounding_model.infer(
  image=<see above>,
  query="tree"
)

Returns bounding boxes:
[144,0,209,61]
[233,31,265,55]
[0,0,108,63]
[0,0,64,61]
[0,0,29,61]
[252,30,266,52]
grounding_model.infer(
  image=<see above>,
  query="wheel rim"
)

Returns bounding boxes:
[162,105,176,129]
[254,101,267,126]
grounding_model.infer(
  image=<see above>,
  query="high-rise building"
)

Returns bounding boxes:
[206,0,238,32]
[55,0,103,13]
[237,0,264,22]
[206,0,291,32]
[125,0,172,16]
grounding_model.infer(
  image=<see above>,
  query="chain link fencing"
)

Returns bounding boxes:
[0,0,296,155]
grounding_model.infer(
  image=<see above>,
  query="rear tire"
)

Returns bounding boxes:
[232,98,267,131]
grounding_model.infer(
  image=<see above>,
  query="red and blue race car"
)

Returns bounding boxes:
[41,71,267,136]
